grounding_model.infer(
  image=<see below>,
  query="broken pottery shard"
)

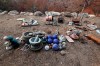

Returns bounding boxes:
[65,36,74,42]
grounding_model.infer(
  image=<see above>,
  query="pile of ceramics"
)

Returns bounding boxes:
[3,31,67,52]
[44,34,66,51]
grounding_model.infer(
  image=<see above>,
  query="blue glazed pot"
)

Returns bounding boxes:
[53,39,59,44]
[47,38,53,44]
[52,44,59,51]
[52,34,58,39]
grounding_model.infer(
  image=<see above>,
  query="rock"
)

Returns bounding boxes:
[0,11,8,15]
[45,11,61,16]
[20,12,26,15]
[34,11,43,16]
[23,12,34,16]
[78,13,89,18]
[71,12,78,18]
[8,10,19,15]
[63,12,73,17]
[60,50,66,56]
[89,14,96,17]
[29,12,34,16]
[45,11,52,16]
[51,11,61,16]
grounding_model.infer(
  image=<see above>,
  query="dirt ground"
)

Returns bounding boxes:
[0,14,100,66]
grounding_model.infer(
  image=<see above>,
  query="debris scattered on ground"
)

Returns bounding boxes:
[1,10,100,57]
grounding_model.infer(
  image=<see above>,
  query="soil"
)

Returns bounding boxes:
[0,14,100,66]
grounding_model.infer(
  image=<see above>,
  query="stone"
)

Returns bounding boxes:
[0,11,8,15]
[45,11,61,16]
[20,12,26,15]
[29,12,34,16]
[71,12,78,18]
[23,12,34,16]
[78,13,89,18]
[60,50,66,56]
[89,14,96,17]
[63,12,73,17]
[8,10,19,15]
[51,11,61,16]
[34,11,43,16]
